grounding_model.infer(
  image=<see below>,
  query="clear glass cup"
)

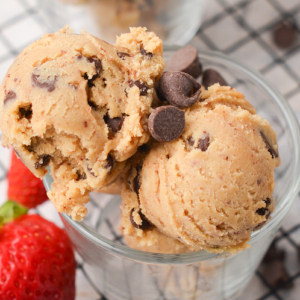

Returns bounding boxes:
[39,0,207,46]
[44,48,300,300]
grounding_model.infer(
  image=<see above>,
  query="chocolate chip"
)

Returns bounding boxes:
[104,154,114,171]
[83,121,88,128]
[133,166,142,195]
[76,170,87,181]
[256,207,269,216]
[88,101,98,110]
[32,74,57,92]
[83,56,102,87]
[104,114,124,133]
[117,52,130,59]
[264,198,271,206]
[4,91,16,104]
[140,46,153,59]
[202,69,227,89]
[259,260,293,290]
[76,55,83,60]
[168,45,202,78]
[254,220,268,231]
[254,206,271,230]
[35,155,50,169]
[87,56,102,75]
[273,19,297,49]
[188,136,195,146]
[197,134,210,151]
[19,105,32,120]
[130,209,153,230]
[156,71,201,108]
[148,106,185,142]
[257,179,262,185]
[262,242,285,264]
[260,131,278,159]
[87,165,96,177]
[129,80,149,96]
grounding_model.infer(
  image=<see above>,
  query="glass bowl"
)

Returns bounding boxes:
[39,0,208,46]
[44,48,300,300]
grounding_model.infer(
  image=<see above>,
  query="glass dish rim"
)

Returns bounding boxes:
[44,48,300,265]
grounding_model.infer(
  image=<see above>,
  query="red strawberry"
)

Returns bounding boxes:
[7,151,48,208]
[0,213,76,300]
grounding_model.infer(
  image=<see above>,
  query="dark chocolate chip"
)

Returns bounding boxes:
[148,106,185,142]
[23,145,34,153]
[35,155,50,169]
[257,179,262,185]
[259,260,293,290]
[76,170,87,181]
[88,101,98,110]
[83,56,102,87]
[156,71,201,108]
[104,154,114,171]
[87,56,102,75]
[129,80,149,96]
[117,52,130,59]
[87,165,96,177]
[197,134,210,151]
[83,121,88,128]
[133,166,142,195]
[32,74,57,92]
[202,69,227,89]
[256,207,269,216]
[4,91,16,104]
[253,217,270,230]
[140,46,153,59]
[104,114,124,133]
[273,19,297,49]
[264,198,271,206]
[168,45,202,78]
[19,106,32,120]
[130,209,153,230]
[76,55,83,60]
[260,131,278,159]
[262,242,285,264]
[188,136,195,146]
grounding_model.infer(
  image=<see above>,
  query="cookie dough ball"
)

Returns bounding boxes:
[124,85,280,253]
[0,26,164,221]
[120,150,192,254]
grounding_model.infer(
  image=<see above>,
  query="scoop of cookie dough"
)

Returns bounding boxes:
[0,26,164,221]
[123,84,280,253]
[120,150,192,254]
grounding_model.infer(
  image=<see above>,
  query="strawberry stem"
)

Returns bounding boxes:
[0,200,28,227]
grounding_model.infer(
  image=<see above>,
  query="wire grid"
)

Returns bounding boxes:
[0,0,300,299]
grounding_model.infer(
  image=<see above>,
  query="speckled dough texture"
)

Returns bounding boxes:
[0,26,164,221]
[121,84,280,253]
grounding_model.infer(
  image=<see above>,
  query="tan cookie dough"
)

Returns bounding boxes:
[0,26,164,221]
[122,85,280,253]
[121,150,192,254]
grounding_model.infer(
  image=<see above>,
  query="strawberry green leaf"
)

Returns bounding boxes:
[0,200,28,226]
